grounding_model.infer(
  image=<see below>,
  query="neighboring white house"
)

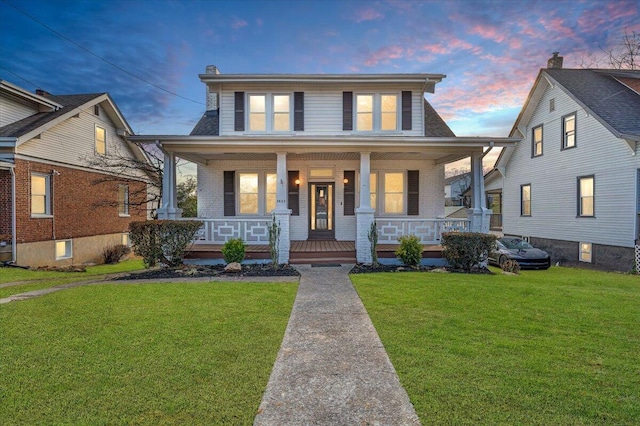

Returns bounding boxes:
[130,67,517,264]
[444,172,471,206]
[497,55,640,271]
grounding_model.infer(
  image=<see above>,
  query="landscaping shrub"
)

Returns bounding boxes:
[222,238,246,264]
[395,234,423,268]
[368,221,379,266]
[102,244,131,264]
[268,217,280,269]
[442,232,497,271]
[129,220,203,268]
[501,259,521,274]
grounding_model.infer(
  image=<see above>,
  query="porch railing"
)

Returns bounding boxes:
[375,218,470,245]
[190,218,271,244]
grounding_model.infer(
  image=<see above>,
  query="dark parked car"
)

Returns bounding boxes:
[489,238,551,270]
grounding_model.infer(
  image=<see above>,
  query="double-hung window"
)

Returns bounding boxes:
[266,173,277,213]
[31,174,51,216]
[370,173,377,212]
[355,94,398,132]
[248,94,291,132]
[578,176,594,217]
[95,126,106,155]
[532,125,543,157]
[383,172,404,214]
[238,172,278,215]
[562,113,576,149]
[118,185,129,216]
[239,173,259,214]
[521,184,531,216]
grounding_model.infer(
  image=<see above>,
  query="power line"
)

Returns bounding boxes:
[0,65,43,89]
[2,0,204,105]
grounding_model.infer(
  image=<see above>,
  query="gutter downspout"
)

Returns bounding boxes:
[10,166,16,263]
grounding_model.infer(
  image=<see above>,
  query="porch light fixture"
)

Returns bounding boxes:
[294,178,301,186]
[343,178,349,184]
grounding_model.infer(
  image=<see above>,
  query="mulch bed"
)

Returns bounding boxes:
[112,263,300,280]
[350,264,494,274]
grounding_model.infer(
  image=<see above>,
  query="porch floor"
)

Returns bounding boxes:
[187,240,443,264]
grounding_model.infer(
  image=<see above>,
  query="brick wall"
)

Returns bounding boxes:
[0,169,11,235]
[14,159,147,244]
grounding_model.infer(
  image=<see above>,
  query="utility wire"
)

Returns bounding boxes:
[2,0,204,105]
[0,65,43,89]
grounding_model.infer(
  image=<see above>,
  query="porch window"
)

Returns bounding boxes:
[370,173,377,212]
[95,126,106,155]
[578,175,594,217]
[31,173,51,216]
[532,125,543,157]
[384,172,404,214]
[521,184,531,216]
[562,113,576,149]
[239,173,259,214]
[118,185,129,216]
[356,94,373,131]
[266,173,277,213]
[248,95,266,131]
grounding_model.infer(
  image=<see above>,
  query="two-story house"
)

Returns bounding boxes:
[444,172,471,206]
[497,54,640,271]
[0,80,150,267]
[130,67,517,264]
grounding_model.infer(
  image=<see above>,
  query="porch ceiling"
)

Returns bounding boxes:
[172,151,463,163]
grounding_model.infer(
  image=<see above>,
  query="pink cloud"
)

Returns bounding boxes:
[363,45,404,66]
[469,24,506,43]
[354,8,384,23]
[578,1,638,32]
[231,19,248,30]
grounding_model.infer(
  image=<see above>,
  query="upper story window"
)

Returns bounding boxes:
[549,98,555,112]
[355,93,398,132]
[578,175,594,217]
[562,113,576,149]
[248,94,291,132]
[532,125,543,157]
[95,126,106,155]
[31,173,51,216]
[521,184,531,216]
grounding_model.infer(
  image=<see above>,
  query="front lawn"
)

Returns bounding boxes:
[0,281,297,425]
[352,267,640,425]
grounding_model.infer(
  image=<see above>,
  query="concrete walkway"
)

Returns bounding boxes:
[254,264,420,425]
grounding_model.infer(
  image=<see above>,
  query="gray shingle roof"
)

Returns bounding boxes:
[545,69,640,138]
[190,110,219,136]
[424,99,456,137]
[0,93,104,138]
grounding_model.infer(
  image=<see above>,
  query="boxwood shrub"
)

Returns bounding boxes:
[442,232,497,271]
[129,220,203,268]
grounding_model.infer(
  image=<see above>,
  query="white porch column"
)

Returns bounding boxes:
[273,152,291,264]
[356,152,375,264]
[467,152,491,233]
[157,150,182,219]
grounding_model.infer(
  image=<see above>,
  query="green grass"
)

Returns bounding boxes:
[0,281,298,425]
[352,267,640,425]
[0,260,145,298]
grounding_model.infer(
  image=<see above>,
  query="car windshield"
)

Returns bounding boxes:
[500,239,533,250]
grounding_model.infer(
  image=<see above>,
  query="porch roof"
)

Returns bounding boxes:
[127,135,519,165]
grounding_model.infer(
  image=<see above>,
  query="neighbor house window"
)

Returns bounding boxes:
[118,185,129,216]
[122,233,131,247]
[381,94,398,131]
[521,184,531,216]
[272,95,290,131]
[562,113,576,149]
[532,125,543,157]
[248,95,266,131]
[356,94,374,131]
[266,173,277,213]
[94,105,100,116]
[55,240,72,260]
[579,242,592,263]
[578,176,594,217]
[384,172,404,214]
[31,174,51,216]
[239,173,259,214]
[95,126,106,155]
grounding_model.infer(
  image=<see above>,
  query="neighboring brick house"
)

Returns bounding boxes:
[0,80,150,267]
[130,67,517,264]
[497,54,640,271]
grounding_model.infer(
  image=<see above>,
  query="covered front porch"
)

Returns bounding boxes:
[129,135,517,264]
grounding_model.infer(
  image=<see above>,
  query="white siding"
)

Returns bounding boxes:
[0,94,38,127]
[503,83,640,248]
[197,158,444,241]
[217,83,424,137]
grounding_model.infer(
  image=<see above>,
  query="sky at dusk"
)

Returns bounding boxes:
[1,0,639,172]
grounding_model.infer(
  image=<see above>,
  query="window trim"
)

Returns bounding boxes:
[577,175,595,217]
[55,239,72,260]
[520,184,531,217]
[246,93,292,133]
[562,112,577,150]
[118,184,130,217]
[95,125,106,155]
[532,124,543,157]
[353,92,400,133]
[31,173,52,217]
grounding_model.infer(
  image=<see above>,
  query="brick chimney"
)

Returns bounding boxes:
[205,65,220,111]
[35,89,51,97]
[547,52,563,69]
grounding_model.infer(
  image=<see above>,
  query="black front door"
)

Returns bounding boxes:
[309,183,334,239]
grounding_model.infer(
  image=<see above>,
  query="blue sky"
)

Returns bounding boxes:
[1,0,638,170]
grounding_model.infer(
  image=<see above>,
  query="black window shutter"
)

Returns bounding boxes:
[234,92,244,131]
[402,91,412,130]
[343,170,355,216]
[407,170,419,215]
[343,92,353,131]
[294,92,304,131]
[288,171,299,216]
[224,171,235,216]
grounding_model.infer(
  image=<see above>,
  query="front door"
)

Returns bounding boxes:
[309,183,334,239]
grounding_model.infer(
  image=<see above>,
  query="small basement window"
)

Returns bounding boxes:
[579,242,592,263]
[55,240,72,260]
